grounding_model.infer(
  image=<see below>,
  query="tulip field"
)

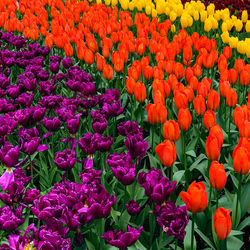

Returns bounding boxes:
[0,0,250,249]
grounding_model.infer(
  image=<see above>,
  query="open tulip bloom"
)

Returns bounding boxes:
[0,0,249,249]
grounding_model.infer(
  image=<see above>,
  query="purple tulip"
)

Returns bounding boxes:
[96,134,113,152]
[62,57,73,69]
[13,167,31,185]
[125,134,148,160]
[126,200,141,216]
[0,142,19,168]
[32,106,46,122]
[54,149,76,170]
[138,167,176,204]
[66,116,80,135]
[23,188,40,204]
[6,85,19,99]
[14,108,32,126]
[117,121,143,136]
[50,55,62,63]
[49,62,60,74]
[78,133,98,155]
[92,115,107,134]
[103,100,123,118]
[0,168,14,191]
[102,226,143,250]
[0,206,25,231]
[153,202,189,240]
[37,70,49,81]
[42,116,62,132]
[38,81,57,95]
[106,153,135,185]
[16,93,34,107]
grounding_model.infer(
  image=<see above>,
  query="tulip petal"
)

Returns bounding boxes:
[0,169,14,191]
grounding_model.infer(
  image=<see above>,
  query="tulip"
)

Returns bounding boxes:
[209,125,224,148]
[214,207,232,240]
[155,140,176,168]
[180,181,207,213]
[174,90,188,110]
[228,69,238,85]
[146,103,167,124]
[233,145,250,175]
[54,149,76,171]
[178,108,191,131]
[209,161,227,191]
[133,81,146,102]
[203,110,216,130]
[205,134,221,161]
[103,64,113,80]
[126,200,141,216]
[126,77,135,95]
[163,120,180,142]
[240,69,249,86]
[219,80,230,98]
[207,89,219,111]
[193,95,206,116]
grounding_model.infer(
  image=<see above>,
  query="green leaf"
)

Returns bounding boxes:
[232,194,241,228]
[195,228,215,249]
[211,210,220,249]
[238,216,250,231]
[229,230,244,236]
[184,220,196,250]
[110,208,120,226]
[173,170,185,184]
[240,180,250,217]
[226,236,244,250]
[85,239,95,250]
[119,210,131,231]
[135,240,148,250]
[186,150,196,158]
[186,137,198,152]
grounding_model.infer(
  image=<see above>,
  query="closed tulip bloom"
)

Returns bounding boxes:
[233,145,250,174]
[193,64,202,78]
[184,86,194,103]
[226,88,237,107]
[168,74,178,90]
[234,59,245,73]
[197,82,209,99]
[205,134,221,161]
[126,77,135,95]
[240,70,249,86]
[174,62,184,79]
[219,80,230,98]
[203,110,216,130]
[228,69,238,85]
[180,181,207,213]
[189,75,199,91]
[207,89,220,111]
[153,90,165,105]
[174,90,188,110]
[103,64,113,80]
[185,67,194,83]
[155,140,176,167]
[209,161,227,190]
[214,207,232,240]
[239,120,250,138]
[134,81,146,102]
[146,103,167,124]
[194,95,206,115]
[233,107,248,128]
[223,47,232,60]
[163,120,180,141]
[210,124,224,148]
[143,65,153,80]
[178,108,191,131]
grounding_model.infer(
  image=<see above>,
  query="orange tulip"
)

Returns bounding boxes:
[153,90,165,105]
[96,54,105,72]
[142,65,153,80]
[226,88,237,107]
[193,63,202,78]
[178,108,191,131]
[168,74,178,91]
[197,82,209,99]
[114,57,124,73]
[203,110,216,130]
[155,140,176,168]
[233,106,248,128]
[64,43,73,57]
[209,161,227,190]
[184,86,194,103]
[180,181,207,213]
[183,45,192,66]
[223,46,232,60]
[174,90,188,110]
[228,69,238,85]
[185,67,194,83]
[194,95,206,115]
[188,75,198,91]
[219,80,230,98]
[146,103,167,124]
[234,59,245,73]
[174,62,184,79]
[207,89,220,111]
[126,77,135,95]
[218,55,228,73]
[165,60,175,75]
[239,120,250,138]
[103,64,113,80]
[205,134,221,161]
[210,124,224,148]
[214,208,232,240]
[240,70,250,86]
[134,81,146,102]
[163,120,180,141]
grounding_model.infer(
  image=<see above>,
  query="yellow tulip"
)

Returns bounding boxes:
[145,5,151,15]
[193,10,199,21]
[235,19,243,32]
[181,14,188,28]
[136,2,142,11]
[165,7,171,16]
[171,24,176,33]
[226,19,233,31]
[246,46,250,58]
[204,18,212,32]
[229,37,238,49]
[187,15,193,27]
[176,4,183,17]
[214,11,221,21]
[221,32,229,44]
[152,8,157,17]
[200,10,207,22]
[222,22,228,32]
[241,10,248,23]
[105,0,111,5]
[128,2,135,10]
[245,20,250,32]
[237,41,247,55]
[112,0,118,6]
[170,11,177,22]
[207,4,215,16]
[96,0,102,4]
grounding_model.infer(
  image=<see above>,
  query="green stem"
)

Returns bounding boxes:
[235,173,242,227]
[220,238,227,250]
[151,125,155,151]
[228,107,232,143]
[216,189,219,210]
[182,130,186,171]
[175,238,178,250]
[191,214,195,250]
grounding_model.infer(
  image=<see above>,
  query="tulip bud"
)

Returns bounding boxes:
[146,103,167,124]
[203,110,216,130]
[207,89,220,111]
[194,95,206,115]
[134,81,146,102]
[205,134,221,160]
[214,207,232,240]
[226,88,237,107]
[209,161,227,190]
[178,108,191,131]
[163,120,180,141]
[233,145,250,174]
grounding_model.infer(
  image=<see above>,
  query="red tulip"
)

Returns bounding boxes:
[209,161,227,190]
